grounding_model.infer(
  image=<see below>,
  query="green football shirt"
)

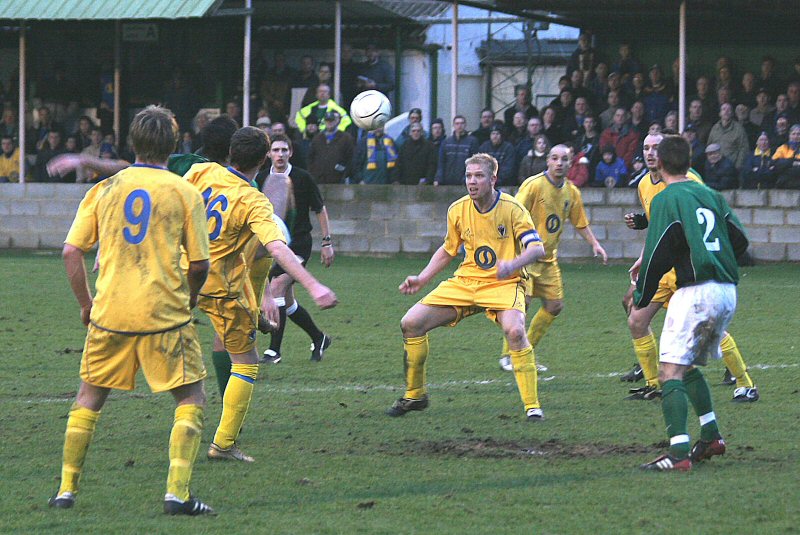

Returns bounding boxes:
[634,180,749,307]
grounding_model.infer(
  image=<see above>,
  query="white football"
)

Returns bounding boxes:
[350,90,392,131]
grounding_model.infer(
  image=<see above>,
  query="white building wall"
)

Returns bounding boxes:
[399,50,431,122]
[423,5,578,125]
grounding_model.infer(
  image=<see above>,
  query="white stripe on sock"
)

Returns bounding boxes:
[699,412,716,426]
[286,301,298,315]
[274,297,286,307]
[670,434,690,445]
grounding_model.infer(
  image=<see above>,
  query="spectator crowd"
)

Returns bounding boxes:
[2,36,800,190]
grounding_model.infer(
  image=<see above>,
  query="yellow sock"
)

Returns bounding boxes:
[527,308,556,349]
[720,333,754,388]
[167,404,204,502]
[58,403,101,495]
[403,335,429,399]
[213,363,258,449]
[633,333,660,388]
[248,255,273,302]
[510,347,539,410]
[500,336,510,357]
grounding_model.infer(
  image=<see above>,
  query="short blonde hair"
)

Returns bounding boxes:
[129,105,179,163]
[464,153,498,177]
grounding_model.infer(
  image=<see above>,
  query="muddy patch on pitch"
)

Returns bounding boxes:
[393,437,661,459]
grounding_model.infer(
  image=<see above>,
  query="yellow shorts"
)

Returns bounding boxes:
[420,276,526,326]
[80,322,206,393]
[653,269,679,307]
[523,261,564,301]
[198,287,259,355]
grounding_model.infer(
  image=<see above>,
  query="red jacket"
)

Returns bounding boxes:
[600,125,640,168]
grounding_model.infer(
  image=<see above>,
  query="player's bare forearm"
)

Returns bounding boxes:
[576,226,608,264]
[400,246,454,294]
[317,207,335,267]
[317,207,331,239]
[497,242,544,279]
[268,241,320,288]
[187,260,210,308]
[50,155,129,179]
[416,246,454,286]
[267,240,338,308]
[63,244,92,322]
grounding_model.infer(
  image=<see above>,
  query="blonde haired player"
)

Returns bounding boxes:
[185,126,337,463]
[498,144,608,373]
[51,106,215,515]
[386,153,547,420]
[621,133,758,402]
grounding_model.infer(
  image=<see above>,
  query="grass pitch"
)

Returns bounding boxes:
[1,251,798,534]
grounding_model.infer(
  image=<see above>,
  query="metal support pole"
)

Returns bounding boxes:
[450,1,458,124]
[394,27,402,111]
[242,0,252,126]
[485,13,492,110]
[334,0,341,103]
[678,1,686,132]
[18,25,26,183]
[524,22,533,93]
[114,21,121,145]
[429,47,438,122]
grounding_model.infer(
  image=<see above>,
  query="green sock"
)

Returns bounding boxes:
[211,350,231,398]
[662,379,690,458]
[683,367,721,441]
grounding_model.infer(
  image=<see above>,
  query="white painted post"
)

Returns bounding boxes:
[18,25,26,183]
[243,0,252,126]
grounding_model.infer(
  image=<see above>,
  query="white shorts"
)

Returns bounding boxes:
[659,281,737,367]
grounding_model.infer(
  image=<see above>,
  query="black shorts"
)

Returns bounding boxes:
[269,235,312,279]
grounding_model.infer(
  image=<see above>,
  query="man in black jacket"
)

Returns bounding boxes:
[397,123,436,185]
[434,116,479,185]
[703,143,739,190]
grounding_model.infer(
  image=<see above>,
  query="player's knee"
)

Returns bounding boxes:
[658,364,684,383]
[627,310,647,334]
[400,314,424,338]
[657,368,673,384]
[545,300,563,316]
[503,324,527,347]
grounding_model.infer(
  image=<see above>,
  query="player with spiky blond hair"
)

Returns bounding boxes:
[387,153,546,420]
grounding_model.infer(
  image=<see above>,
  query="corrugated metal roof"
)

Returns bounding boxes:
[0,0,220,21]
[370,0,449,20]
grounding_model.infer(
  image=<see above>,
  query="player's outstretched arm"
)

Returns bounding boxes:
[266,240,338,309]
[576,226,608,264]
[496,242,545,279]
[187,260,210,309]
[399,246,454,294]
[63,244,92,325]
[47,154,129,180]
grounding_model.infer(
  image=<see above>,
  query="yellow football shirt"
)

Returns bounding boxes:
[65,164,210,333]
[515,173,589,263]
[184,162,285,298]
[443,191,541,282]
[638,168,703,218]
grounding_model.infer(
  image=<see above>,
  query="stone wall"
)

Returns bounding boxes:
[1,183,798,262]
[318,185,800,262]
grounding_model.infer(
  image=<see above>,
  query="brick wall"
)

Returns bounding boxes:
[2,184,798,262]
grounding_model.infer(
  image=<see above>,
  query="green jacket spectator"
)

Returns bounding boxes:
[295,84,351,134]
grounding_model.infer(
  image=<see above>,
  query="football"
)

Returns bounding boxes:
[350,90,392,131]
